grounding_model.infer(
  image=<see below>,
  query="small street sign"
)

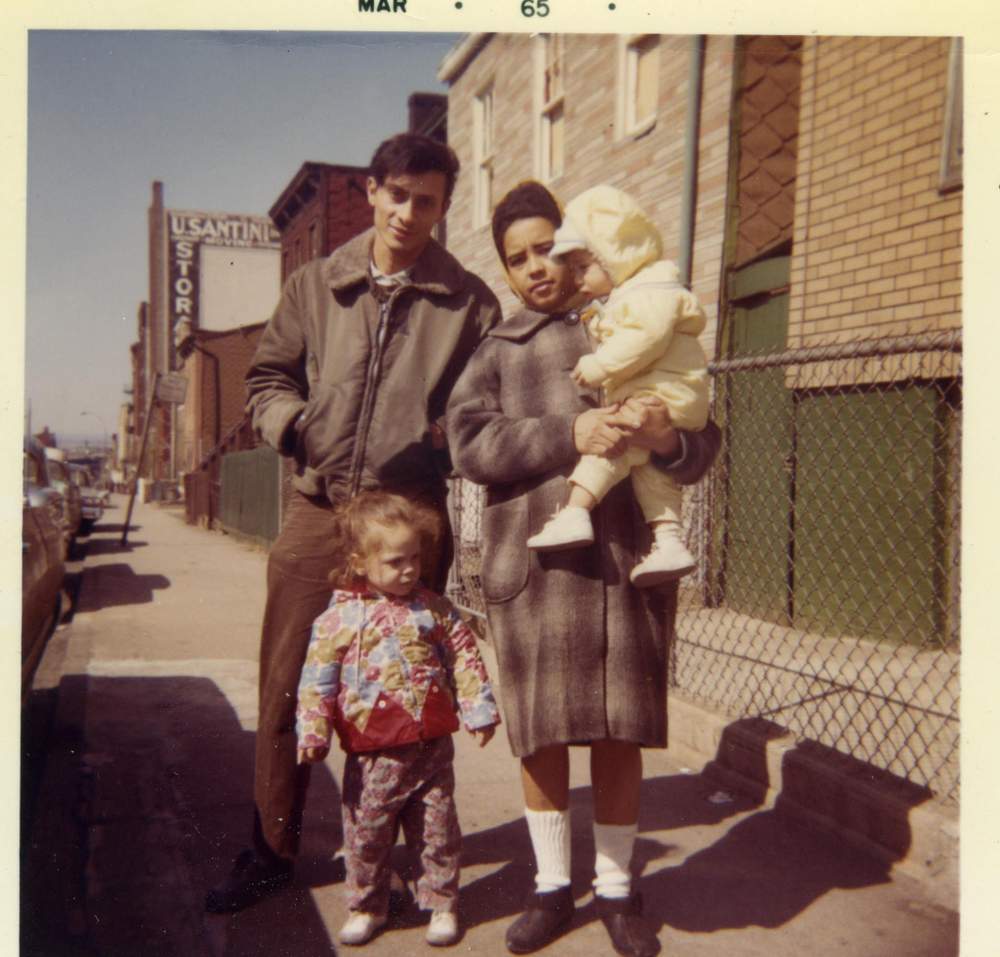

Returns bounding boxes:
[156,372,188,404]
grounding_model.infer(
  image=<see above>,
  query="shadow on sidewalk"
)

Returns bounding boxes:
[456,717,948,947]
[92,523,139,536]
[73,563,170,612]
[456,767,759,934]
[22,672,346,957]
[82,538,149,557]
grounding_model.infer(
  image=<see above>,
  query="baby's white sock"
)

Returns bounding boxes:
[592,821,637,899]
[525,808,571,893]
[653,519,683,543]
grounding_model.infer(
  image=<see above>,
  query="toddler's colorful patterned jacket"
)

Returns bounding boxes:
[296,584,500,754]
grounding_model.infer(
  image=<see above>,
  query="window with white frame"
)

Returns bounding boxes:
[618,34,660,138]
[473,84,495,228]
[536,34,565,181]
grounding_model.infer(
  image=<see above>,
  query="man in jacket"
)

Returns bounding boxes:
[205,133,502,912]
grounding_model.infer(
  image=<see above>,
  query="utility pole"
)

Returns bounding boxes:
[121,372,159,545]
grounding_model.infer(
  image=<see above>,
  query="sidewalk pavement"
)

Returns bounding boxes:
[21,496,960,957]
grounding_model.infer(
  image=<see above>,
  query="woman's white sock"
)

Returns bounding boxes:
[593,821,637,899]
[525,808,571,892]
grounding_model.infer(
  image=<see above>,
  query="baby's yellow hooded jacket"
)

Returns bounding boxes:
[559,185,709,431]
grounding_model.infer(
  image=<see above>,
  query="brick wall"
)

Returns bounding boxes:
[280,189,325,281]
[789,36,961,352]
[445,34,735,355]
[178,324,265,471]
[325,168,372,253]
[276,165,373,283]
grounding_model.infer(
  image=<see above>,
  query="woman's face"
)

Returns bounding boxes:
[502,217,574,313]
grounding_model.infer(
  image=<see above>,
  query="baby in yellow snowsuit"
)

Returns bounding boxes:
[526,184,709,586]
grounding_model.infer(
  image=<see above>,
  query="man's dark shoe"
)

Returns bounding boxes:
[595,892,661,957]
[505,886,575,954]
[205,849,293,913]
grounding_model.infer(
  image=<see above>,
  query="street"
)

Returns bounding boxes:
[20,496,959,957]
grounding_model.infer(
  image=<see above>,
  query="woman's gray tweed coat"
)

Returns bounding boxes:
[447,307,695,759]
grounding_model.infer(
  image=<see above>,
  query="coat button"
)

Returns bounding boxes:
[431,684,438,692]
[378,700,386,708]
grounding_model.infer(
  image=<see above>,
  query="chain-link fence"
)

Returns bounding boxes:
[448,330,961,806]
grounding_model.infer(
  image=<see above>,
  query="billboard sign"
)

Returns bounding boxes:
[168,210,281,347]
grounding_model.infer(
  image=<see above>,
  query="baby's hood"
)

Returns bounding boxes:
[560,185,663,286]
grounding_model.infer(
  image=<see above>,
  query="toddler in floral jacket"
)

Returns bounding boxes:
[296,491,499,948]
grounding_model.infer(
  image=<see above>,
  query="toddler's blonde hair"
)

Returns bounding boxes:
[329,490,440,588]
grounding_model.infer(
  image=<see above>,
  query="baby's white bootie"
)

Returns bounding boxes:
[630,523,695,587]
[527,506,595,551]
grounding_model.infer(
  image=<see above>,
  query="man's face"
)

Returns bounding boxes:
[367,171,449,269]
[502,216,575,314]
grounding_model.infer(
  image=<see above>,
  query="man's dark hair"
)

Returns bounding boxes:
[491,181,563,265]
[369,133,461,202]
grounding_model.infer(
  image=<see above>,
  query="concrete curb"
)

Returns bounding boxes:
[666,692,959,911]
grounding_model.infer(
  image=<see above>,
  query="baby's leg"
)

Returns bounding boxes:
[631,462,683,526]
[568,449,646,509]
[528,449,647,551]
[629,466,695,587]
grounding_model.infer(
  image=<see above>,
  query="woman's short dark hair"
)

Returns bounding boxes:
[369,133,461,202]
[491,181,563,265]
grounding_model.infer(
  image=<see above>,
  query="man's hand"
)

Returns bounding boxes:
[573,408,630,458]
[297,745,330,765]
[607,395,681,456]
[429,421,447,450]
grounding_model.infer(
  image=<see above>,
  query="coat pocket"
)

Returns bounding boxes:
[295,383,348,472]
[480,494,530,604]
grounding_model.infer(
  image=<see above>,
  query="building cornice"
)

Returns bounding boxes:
[437,33,492,84]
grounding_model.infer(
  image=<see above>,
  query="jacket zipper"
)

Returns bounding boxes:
[349,293,396,496]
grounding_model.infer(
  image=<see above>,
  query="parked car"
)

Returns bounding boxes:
[23,438,66,700]
[44,448,82,556]
[69,463,105,532]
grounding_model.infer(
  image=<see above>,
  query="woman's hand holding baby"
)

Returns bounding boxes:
[573,408,630,457]
[608,395,681,457]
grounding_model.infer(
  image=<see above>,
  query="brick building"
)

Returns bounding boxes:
[125,182,281,488]
[408,91,448,141]
[787,36,961,352]
[440,33,960,351]
[440,33,731,351]
[440,34,963,807]
[175,323,266,473]
[269,162,373,282]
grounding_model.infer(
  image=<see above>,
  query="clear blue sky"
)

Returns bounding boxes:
[25,30,460,444]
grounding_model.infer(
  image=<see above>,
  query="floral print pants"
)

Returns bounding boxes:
[342,735,461,915]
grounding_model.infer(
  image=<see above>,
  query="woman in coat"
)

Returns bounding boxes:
[446,183,719,957]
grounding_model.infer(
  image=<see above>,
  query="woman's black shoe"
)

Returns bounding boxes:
[505,886,575,954]
[596,892,661,957]
[205,849,293,913]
